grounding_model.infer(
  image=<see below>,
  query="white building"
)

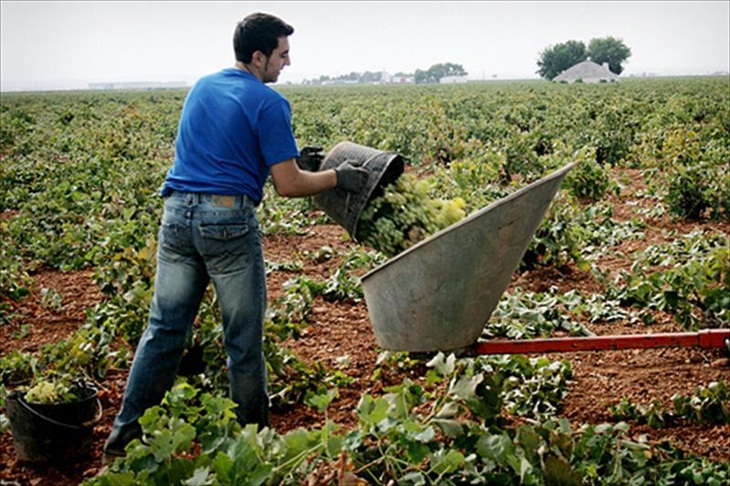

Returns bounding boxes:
[554,61,619,84]
[89,81,187,90]
[392,76,415,84]
[439,75,468,84]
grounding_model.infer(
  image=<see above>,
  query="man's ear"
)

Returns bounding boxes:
[251,51,266,69]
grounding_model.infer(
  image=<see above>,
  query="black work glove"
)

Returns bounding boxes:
[296,145,325,172]
[334,161,369,193]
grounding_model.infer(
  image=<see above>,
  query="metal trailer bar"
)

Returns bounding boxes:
[473,329,730,355]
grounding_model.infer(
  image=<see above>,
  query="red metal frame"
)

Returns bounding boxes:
[473,329,730,355]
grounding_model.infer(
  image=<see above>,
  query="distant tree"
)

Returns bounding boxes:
[414,68,429,84]
[431,62,467,80]
[415,62,467,84]
[588,36,631,74]
[360,71,383,83]
[536,40,587,80]
[306,64,467,85]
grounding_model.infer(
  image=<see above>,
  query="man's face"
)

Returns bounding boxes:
[261,36,290,83]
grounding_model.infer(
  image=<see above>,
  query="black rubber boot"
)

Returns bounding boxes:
[102,421,142,463]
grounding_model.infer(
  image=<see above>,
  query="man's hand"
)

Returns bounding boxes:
[334,161,368,193]
[296,146,325,172]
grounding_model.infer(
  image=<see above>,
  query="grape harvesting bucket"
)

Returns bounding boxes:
[361,163,575,353]
[313,141,405,240]
[6,386,102,462]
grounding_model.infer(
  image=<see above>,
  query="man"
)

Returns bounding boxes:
[103,12,367,459]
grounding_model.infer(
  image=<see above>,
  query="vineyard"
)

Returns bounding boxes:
[1,77,729,485]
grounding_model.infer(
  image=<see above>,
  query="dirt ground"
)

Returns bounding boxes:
[1,168,728,485]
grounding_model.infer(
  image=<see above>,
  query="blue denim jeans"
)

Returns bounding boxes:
[105,191,268,454]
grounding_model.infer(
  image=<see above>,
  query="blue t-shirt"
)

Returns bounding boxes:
[161,68,299,204]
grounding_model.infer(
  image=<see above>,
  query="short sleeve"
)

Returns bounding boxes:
[258,97,300,167]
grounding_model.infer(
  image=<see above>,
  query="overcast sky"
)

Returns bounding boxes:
[1,1,728,91]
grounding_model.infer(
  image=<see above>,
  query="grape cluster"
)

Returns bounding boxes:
[356,173,466,257]
[24,378,86,404]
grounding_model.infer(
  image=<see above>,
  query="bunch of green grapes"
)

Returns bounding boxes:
[24,378,85,404]
[356,173,466,257]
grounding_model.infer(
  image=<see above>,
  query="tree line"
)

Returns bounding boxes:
[302,36,631,84]
[304,62,468,85]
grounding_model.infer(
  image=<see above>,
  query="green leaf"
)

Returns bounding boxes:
[543,455,582,486]
[406,441,432,465]
[430,448,465,474]
[515,425,542,464]
[231,431,260,461]
[450,373,483,401]
[305,388,338,413]
[90,472,137,486]
[435,400,460,419]
[147,420,196,462]
[516,456,533,483]
[476,433,515,464]
[282,428,317,460]
[401,471,427,485]
[426,352,456,377]
[183,467,211,486]
[249,464,275,486]
[410,424,436,443]
[212,451,234,479]
[149,429,177,462]
[432,418,465,438]
[357,394,391,427]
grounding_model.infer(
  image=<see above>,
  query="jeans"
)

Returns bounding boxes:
[105,191,268,454]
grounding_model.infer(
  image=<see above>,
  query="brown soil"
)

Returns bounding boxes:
[1,167,728,485]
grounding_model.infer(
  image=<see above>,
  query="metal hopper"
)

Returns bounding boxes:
[361,163,575,353]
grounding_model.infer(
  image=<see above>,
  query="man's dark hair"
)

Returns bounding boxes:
[233,13,294,63]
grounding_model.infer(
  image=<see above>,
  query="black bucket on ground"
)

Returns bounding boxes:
[5,387,102,463]
[313,141,405,241]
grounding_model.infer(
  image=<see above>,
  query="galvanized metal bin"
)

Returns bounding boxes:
[361,163,575,353]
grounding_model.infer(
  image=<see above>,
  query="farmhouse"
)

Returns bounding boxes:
[554,60,619,84]
[392,75,416,84]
